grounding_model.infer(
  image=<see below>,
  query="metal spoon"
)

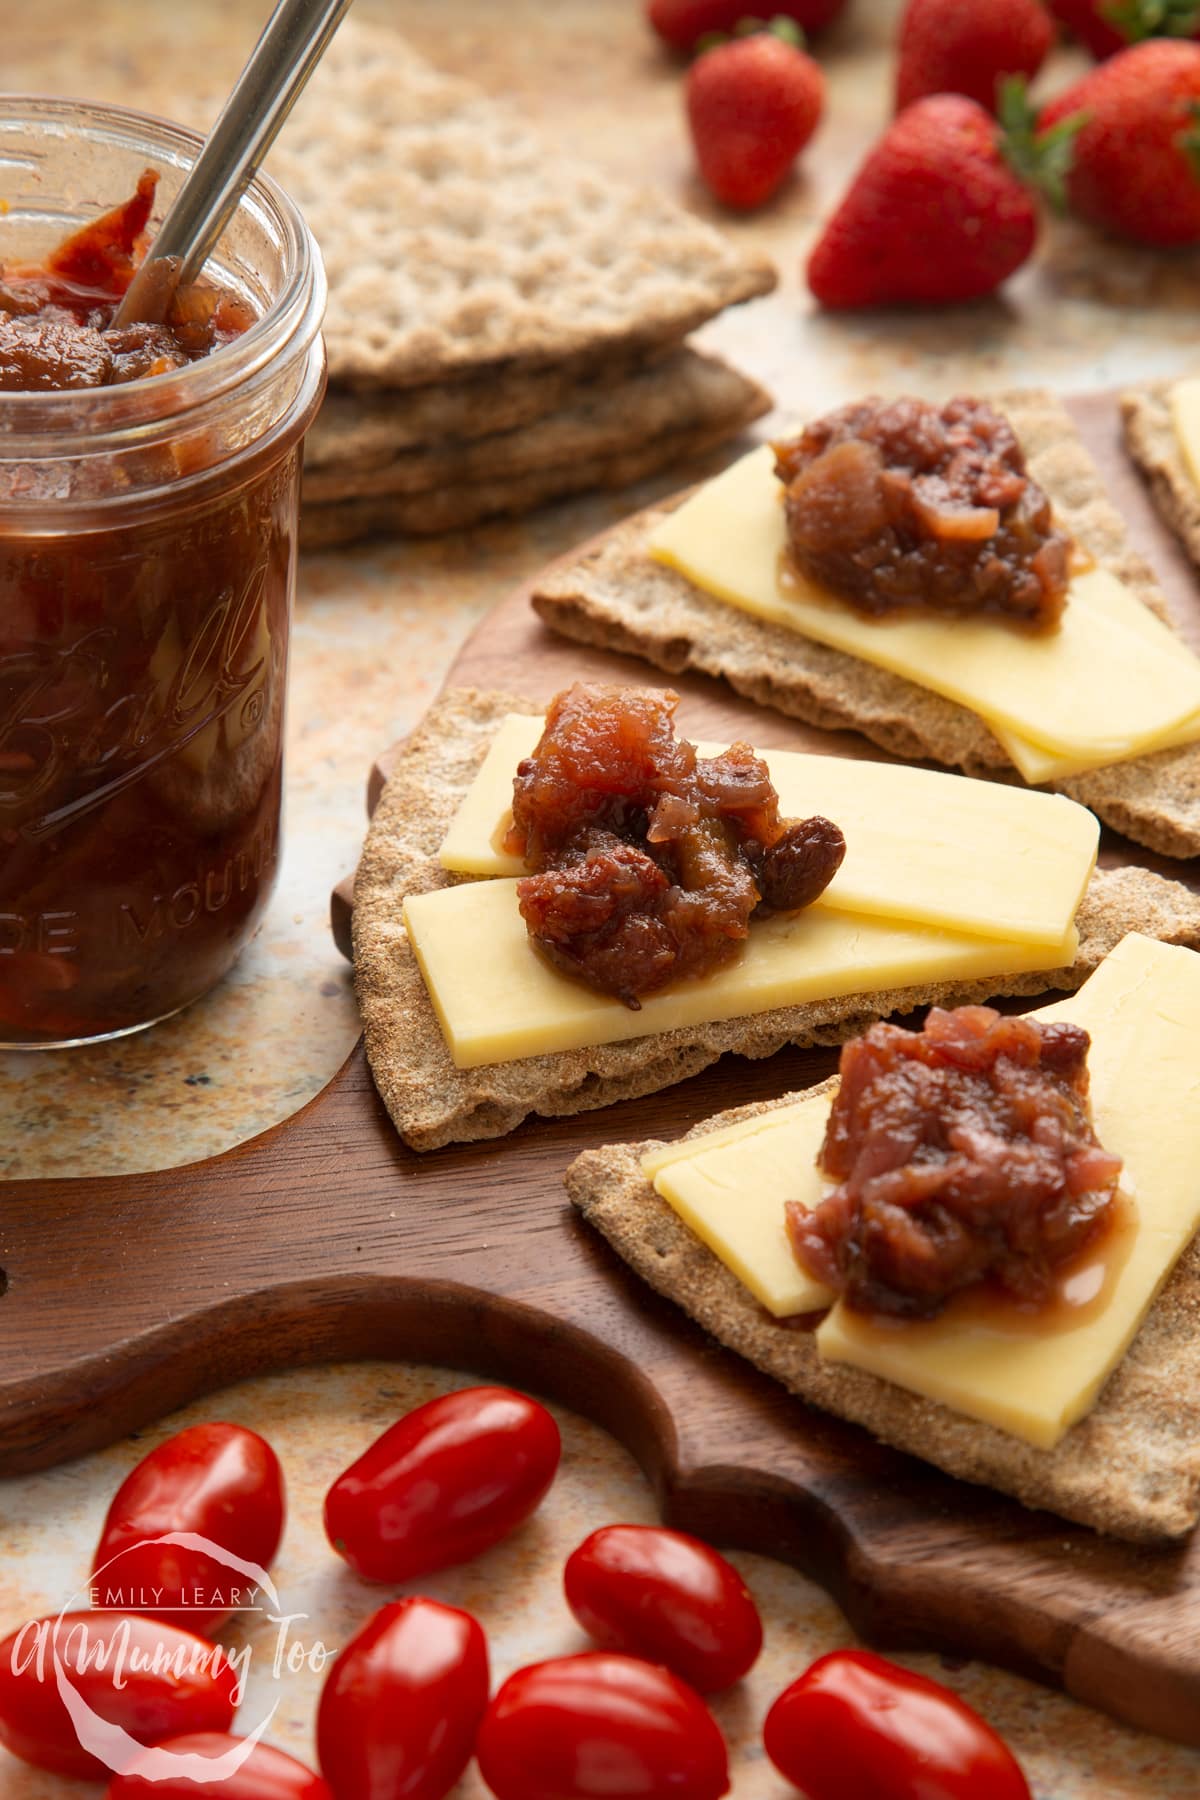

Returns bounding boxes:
[114,0,355,327]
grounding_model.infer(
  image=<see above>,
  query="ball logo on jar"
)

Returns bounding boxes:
[0,558,271,837]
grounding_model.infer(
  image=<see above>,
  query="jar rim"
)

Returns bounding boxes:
[0,94,326,449]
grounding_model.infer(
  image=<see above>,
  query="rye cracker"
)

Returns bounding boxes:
[301,418,766,550]
[564,1092,1200,1543]
[271,21,775,391]
[351,686,1200,1153]
[302,350,771,504]
[304,351,665,472]
[532,390,1200,860]
[1121,381,1200,575]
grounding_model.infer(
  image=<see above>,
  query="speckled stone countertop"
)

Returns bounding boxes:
[3,2,1200,1794]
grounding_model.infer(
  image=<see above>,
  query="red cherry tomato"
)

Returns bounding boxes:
[763,1649,1032,1800]
[476,1652,730,1800]
[0,1613,239,1779]
[107,1733,332,1800]
[317,1597,489,1800]
[324,1385,560,1581]
[563,1524,762,1692]
[92,1422,285,1633]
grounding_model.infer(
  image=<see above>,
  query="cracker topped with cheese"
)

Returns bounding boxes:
[565,933,1200,1542]
[352,686,1200,1151]
[1123,375,1200,583]
[533,390,1200,859]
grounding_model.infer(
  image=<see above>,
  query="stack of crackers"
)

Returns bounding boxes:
[269,22,776,549]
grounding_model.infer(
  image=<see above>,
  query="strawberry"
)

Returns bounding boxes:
[1039,38,1200,241]
[647,0,847,52]
[687,24,825,208]
[807,89,1076,307]
[1047,0,1200,61]
[896,0,1055,113]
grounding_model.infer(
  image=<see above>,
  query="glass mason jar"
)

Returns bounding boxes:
[0,98,326,1047]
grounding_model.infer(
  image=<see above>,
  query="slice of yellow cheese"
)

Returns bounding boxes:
[404,876,1077,1070]
[1170,375,1200,492]
[989,577,1200,782]
[439,713,535,879]
[439,714,1099,950]
[643,1103,836,1317]
[639,931,1200,1450]
[648,446,1200,782]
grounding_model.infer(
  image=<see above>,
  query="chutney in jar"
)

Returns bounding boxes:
[0,101,326,1045]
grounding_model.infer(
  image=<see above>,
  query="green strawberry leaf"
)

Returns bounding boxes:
[763,14,805,46]
[1102,0,1200,41]
[694,14,806,55]
[999,76,1088,214]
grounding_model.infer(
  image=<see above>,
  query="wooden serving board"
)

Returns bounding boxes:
[4,393,1200,1748]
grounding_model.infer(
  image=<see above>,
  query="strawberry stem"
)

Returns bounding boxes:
[998,76,1087,214]
[762,14,805,45]
[1102,0,1200,42]
[695,14,806,55]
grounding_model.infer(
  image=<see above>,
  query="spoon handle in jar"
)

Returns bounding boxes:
[114,0,354,326]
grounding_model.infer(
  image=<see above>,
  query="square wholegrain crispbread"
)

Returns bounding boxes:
[270,21,775,392]
[1122,380,1200,573]
[302,353,663,473]
[299,412,761,548]
[300,348,770,543]
[563,1089,1200,1543]
[303,350,769,502]
[269,19,776,546]
[532,389,1200,860]
[351,686,1200,1154]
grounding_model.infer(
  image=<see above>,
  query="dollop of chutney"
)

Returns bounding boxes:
[503,684,846,1006]
[789,1006,1123,1319]
[774,396,1072,630]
